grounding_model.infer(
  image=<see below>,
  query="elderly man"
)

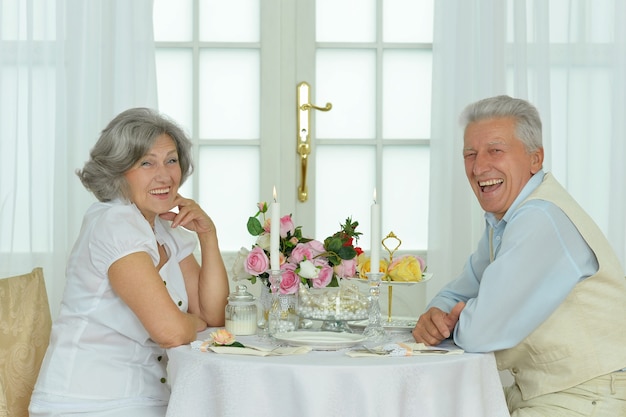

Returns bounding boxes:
[413,95,626,416]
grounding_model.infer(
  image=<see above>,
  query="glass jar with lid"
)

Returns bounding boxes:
[225,284,257,336]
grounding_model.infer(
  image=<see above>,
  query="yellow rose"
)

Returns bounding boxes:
[387,255,423,282]
[356,254,388,279]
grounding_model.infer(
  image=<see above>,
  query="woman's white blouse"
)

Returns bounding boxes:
[32,200,196,405]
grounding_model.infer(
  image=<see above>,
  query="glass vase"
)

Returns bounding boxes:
[363,272,387,341]
[268,270,298,336]
[256,279,272,337]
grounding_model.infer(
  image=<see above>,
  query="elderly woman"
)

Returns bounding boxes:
[30,108,229,416]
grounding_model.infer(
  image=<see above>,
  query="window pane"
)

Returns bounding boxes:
[198,146,259,251]
[316,146,375,250]
[153,0,192,42]
[1,0,55,40]
[1,0,19,39]
[383,50,432,139]
[199,0,260,42]
[155,49,193,132]
[316,0,376,42]
[548,0,612,43]
[199,49,260,139]
[383,0,433,43]
[316,49,376,139]
[512,0,614,43]
[382,146,429,251]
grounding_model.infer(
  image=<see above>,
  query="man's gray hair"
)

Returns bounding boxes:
[76,108,193,202]
[459,95,543,152]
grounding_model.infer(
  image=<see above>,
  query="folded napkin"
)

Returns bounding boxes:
[191,340,311,356]
[346,342,464,358]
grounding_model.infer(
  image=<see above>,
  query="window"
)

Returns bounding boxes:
[153,0,435,259]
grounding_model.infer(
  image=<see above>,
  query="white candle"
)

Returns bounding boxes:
[270,186,280,271]
[370,188,380,273]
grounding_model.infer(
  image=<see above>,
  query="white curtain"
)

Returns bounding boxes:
[4,0,625,316]
[427,0,626,299]
[0,0,157,317]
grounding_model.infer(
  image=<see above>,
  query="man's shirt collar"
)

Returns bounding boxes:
[485,169,545,227]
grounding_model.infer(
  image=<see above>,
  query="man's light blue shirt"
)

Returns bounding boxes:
[428,170,599,352]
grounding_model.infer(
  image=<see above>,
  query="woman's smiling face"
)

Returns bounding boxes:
[124,134,181,226]
[462,117,543,220]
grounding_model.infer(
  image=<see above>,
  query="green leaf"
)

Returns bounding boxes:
[327,276,340,287]
[325,236,343,253]
[337,245,357,260]
[228,341,245,348]
[247,216,264,236]
[325,252,341,266]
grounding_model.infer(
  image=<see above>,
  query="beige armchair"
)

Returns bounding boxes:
[0,268,52,417]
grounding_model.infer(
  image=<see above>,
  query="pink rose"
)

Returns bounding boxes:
[279,263,299,295]
[257,202,268,213]
[290,243,313,264]
[244,246,269,276]
[280,215,295,238]
[333,258,357,278]
[305,240,325,257]
[312,256,329,268]
[311,264,333,288]
[416,256,426,271]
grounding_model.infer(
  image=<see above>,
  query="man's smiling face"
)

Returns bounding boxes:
[462,117,543,220]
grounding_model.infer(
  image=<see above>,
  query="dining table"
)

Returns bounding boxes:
[165,327,510,417]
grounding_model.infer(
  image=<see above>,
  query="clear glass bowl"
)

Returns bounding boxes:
[296,282,369,332]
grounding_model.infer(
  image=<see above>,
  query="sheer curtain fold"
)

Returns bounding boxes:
[608,0,626,267]
[1,0,157,318]
[428,0,626,300]
[427,0,508,299]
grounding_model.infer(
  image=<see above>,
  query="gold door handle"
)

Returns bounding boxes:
[296,81,332,202]
[300,102,332,112]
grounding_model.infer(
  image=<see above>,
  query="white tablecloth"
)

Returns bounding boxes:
[166,329,509,417]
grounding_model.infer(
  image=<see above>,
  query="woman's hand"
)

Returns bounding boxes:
[159,194,216,235]
[190,313,208,332]
[164,194,229,327]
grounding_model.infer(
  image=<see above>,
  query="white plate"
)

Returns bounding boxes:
[344,272,433,286]
[349,316,418,333]
[273,331,366,351]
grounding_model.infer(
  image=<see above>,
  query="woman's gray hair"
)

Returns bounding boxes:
[76,108,193,202]
[459,95,543,152]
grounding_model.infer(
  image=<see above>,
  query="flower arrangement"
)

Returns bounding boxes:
[356,253,427,282]
[232,202,363,294]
